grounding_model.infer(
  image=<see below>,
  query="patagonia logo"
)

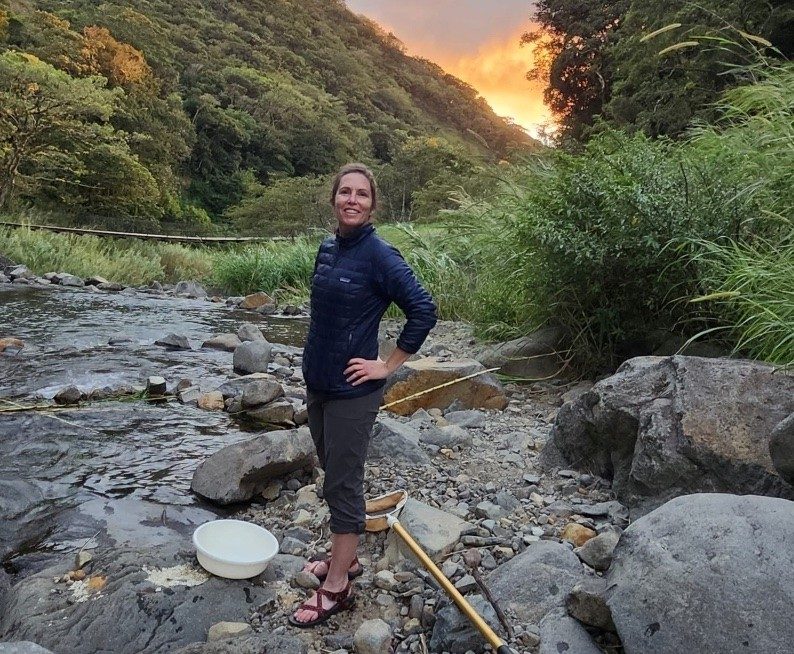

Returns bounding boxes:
[339,277,351,283]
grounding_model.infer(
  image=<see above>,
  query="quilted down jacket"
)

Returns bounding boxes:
[302,223,437,398]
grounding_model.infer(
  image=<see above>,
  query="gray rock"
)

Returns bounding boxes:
[0,644,55,654]
[201,334,242,352]
[9,265,34,280]
[155,333,191,350]
[486,541,583,624]
[369,417,428,464]
[477,325,567,379]
[0,274,9,283]
[191,427,315,504]
[174,281,207,298]
[565,578,614,631]
[241,380,284,408]
[575,529,620,571]
[108,335,134,345]
[429,595,503,654]
[84,275,110,286]
[769,412,794,486]
[474,501,503,520]
[146,376,167,396]
[58,274,85,287]
[260,554,305,583]
[178,387,201,404]
[233,341,273,374]
[541,356,794,514]
[237,325,265,342]
[539,609,602,654]
[385,499,473,561]
[443,410,487,428]
[0,549,276,654]
[174,634,306,654]
[215,374,273,399]
[353,619,392,654]
[606,493,794,654]
[494,491,520,512]
[97,282,125,291]
[420,424,473,448]
[54,386,82,405]
[245,399,295,427]
[206,622,251,642]
[576,501,629,524]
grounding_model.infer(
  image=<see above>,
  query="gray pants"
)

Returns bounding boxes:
[306,387,383,534]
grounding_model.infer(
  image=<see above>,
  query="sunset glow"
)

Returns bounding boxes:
[345,1,554,139]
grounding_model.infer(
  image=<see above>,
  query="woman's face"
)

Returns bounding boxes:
[334,172,373,235]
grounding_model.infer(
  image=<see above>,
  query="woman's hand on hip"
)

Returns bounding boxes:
[345,357,389,386]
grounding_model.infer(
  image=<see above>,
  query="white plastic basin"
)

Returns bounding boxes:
[192,519,279,579]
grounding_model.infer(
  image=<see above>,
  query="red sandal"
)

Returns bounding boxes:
[303,555,364,582]
[288,581,355,628]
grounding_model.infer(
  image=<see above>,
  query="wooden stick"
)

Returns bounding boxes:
[470,565,514,641]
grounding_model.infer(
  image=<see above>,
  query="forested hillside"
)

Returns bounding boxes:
[0,0,534,231]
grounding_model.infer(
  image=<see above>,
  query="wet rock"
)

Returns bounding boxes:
[57,274,85,287]
[215,374,273,399]
[606,493,794,654]
[191,427,315,504]
[237,324,265,342]
[84,275,110,286]
[233,341,273,375]
[155,333,191,350]
[241,380,284,408]
[561,523,596,548]
[207,622,251,642]
[0,549,276,654]
[245,399,295,426]
[54,386,81,405]
[174,281,207,299]
[429,594,502,654]
[538,609,601,654]
[565,578,614,631]
[108,335,133,345]
[97,282,125,291]
[179,387,201,404]
[541,356,794,514]
[198,392,225,411]
[477,326,567,379]
[383,357,508,416]
[769,412,794,486]
[486,541,584,624]
[353,619,392,654]
[0,643,55,654]
[239,292,274,310]
[201,334,242,352]
[575,529,620,571]
[369,418,428,464]
[146,376,167,396]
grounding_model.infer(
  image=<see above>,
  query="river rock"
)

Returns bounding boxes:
[54,386,81,405]
[241,380,284,408]
[244,398,295,426]
[606,493,794,654]
[0,337,24,353]
[541,356,794,514]
[191,427,315,504]
[97,282,125,291]
[429,594,502,654]
[0,479,50,559]
[146,376,167,396]
[198,392,225,411]
[174,634,305,654]
[353,619,392,654]
[575,529,620,571]
[538,609,602,654]
[565,577,614,631]
[84,275,109,286]
[382,357,508,416]
[769,412,794,486]
[8,265,34,280]
[561,523,596,548]
[155,333,192,350]
[233,341,273,374]
[0,644,55,654]
[201,334,242,352]
[239,292,274,310]
[237,325,265,342]
[206,622,251,642]
[420,424,472,448]
[384,499,472,562]
[486,541,584,624]
[58,274,85,287]
[368,418,428,464]
[0,549,275,654]
[477,325,567,379]
[175,281,207,298]
[443,409,487,428]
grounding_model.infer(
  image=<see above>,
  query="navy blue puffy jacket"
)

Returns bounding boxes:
[302,223,437,398]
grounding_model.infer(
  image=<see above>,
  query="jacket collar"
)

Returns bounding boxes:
[335,222,375,248]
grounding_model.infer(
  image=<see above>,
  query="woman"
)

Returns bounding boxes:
[290,163,437,627]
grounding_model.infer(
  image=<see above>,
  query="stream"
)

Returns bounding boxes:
[0,284,307,574]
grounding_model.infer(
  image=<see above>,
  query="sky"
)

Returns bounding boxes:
[345,1,552,139]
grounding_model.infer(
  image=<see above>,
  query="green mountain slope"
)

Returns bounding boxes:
[0,0,535,228]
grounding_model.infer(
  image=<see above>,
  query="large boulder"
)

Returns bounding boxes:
[191,427,314,504]
[477,325,567,379]
[486,541,583,624]
[769,412,794,486]
[382,357,507,416]
[0,549,276,654]
[541,356,794,514]
[606,493,794,654]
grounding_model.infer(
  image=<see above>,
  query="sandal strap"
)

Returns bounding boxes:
[296,582,352,617]
[316,581,351,603]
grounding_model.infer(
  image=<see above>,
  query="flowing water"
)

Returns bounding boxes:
[0,284,307,572]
